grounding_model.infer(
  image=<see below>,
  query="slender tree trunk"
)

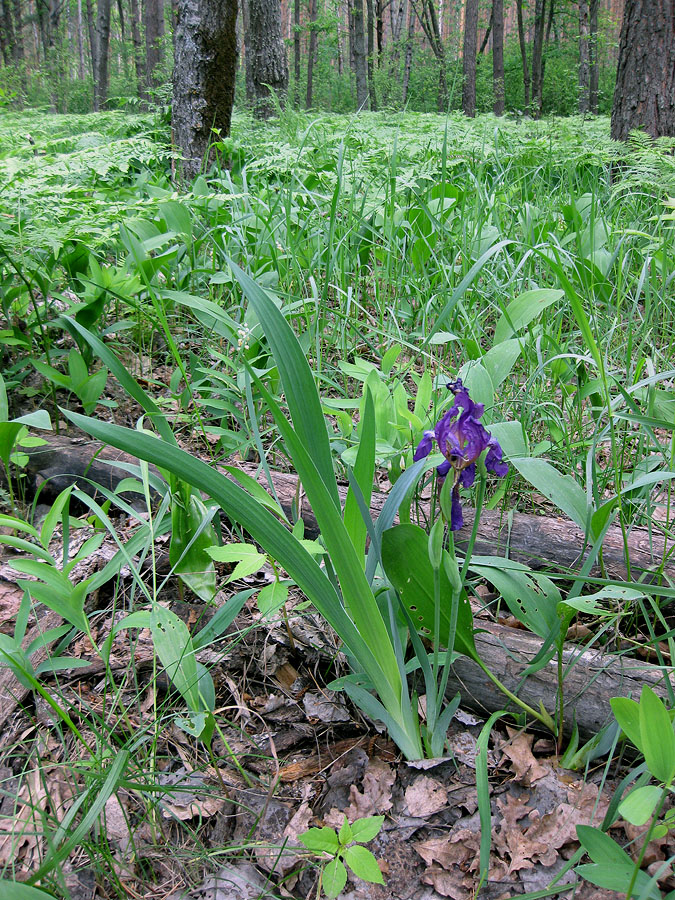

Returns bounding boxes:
[578,0,590,113]
[462,0,478,116]
[94,0,111,110]
[129,0,144,90]
[145,0,165,97]
[86,0,97,79]
[492,0,503,115]
[293,0,300,105]
[588,0,598,113]
[375,0,382,60]
[478,6,492,56]
[401,0,414,102]
[172,0,239,181]
[348,0,355,71]
[305,0,317,107]
[0,0,17,62]
[11,0,24,60]
[248,0,289,118]
[515,0,530,110]
[352,0,368,108]
[76,0,86,78]
[530,0,546,117]
[366,0,377,109]
[611,0,675,140]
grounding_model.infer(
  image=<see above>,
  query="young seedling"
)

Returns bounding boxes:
[299,815,385,899]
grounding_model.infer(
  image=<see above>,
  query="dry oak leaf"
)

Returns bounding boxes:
[405,776,448,817]
[328,758,395,825]
[415,828,481,871]
[500,730,549,786]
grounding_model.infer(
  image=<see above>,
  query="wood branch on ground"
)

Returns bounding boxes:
[1,432,672,741]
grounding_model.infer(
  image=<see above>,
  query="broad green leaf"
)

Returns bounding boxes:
[350,816,384,843]
[192,589,255,650]
[576,824,634,867]
[488,421,528,457]
[257,580,289,617]
[0,881,60,898]
[639,686,675,784]
[509,457,588,531]
[619,785,663,826]
[610,697,642,752]
[469,559,560,639]
[457,360,494,412]
[299,827,339,855]
[150,605,200,712]
[338,817,353,845]
[343,845,385,884]
[322,858,348,898]
[494,288,564,343]
[482,340,521,390]
[343,389,375,565]
[381,524,479,662]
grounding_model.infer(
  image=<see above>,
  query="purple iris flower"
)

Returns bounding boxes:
[413,379,508,530]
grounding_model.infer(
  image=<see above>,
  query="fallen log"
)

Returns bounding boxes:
[12,434,675,583]
[1,433,672,741]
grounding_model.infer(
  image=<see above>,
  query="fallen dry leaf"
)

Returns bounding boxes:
[327,758,395,825]
[405,776,448,817]
[500,730,549,785]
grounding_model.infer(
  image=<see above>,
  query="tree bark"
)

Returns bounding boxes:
[144,0,165,98]
[129,0,144,91]
[351,0,368,108]
[85,0,97,78]
[293,0,300,105]
[610,0,675,140]
[578,0,590,114]
[515,0,530,110]
[461,0,478,116]
[247,0,288,118]
[492,0,504,115]
[530,0,546,117]
[401,0,414,103]
[365,0,377,109]
[305,0,317,107]
[589,0,599,113]
[172,0,238,181]
[93,0,111,110]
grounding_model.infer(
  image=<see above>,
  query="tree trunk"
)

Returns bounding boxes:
[375,0,382,61]
[477,5,492,56]
[351,0,368,108]
[145,0,165,97]
[515,0,530,110]
[365,0,377,109]
[86,0,97,79]
[530,0,546,117]
[293,0,300,105]
[401,0,414,103]
[76,0,86,78]
[248,0,288,118]
[94,0,111,110]
[241,0,255,104]
[611,0,674,140]
[578,0,590,113]
[172,0,238,181]
[305,0,317,107]
[0,0,18,62]
[461,0,478,116]
[129,0,144,90]
[11,0,24,60]
[589,0,598,113]
[492,0,503,115]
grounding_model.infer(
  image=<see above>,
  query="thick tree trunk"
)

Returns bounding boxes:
[351,0,368,108]
[248,0,288,118]
[515,0,530,110]
[145,0,165,97]
[172,0,238,181]
[241,0,255,104]
[365,0,377,109]
[578,0,590,113]
[0,0,17,62]
[492,0,503,115]
[461,0,478,116]
[610,0,675,140]
[93,0,111,110]
[11,0,24,61]
[305,0,317,107]
[589,0,598,113]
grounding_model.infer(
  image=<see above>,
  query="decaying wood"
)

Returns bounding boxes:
[450,619,671,739]
[12,434,675,582]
